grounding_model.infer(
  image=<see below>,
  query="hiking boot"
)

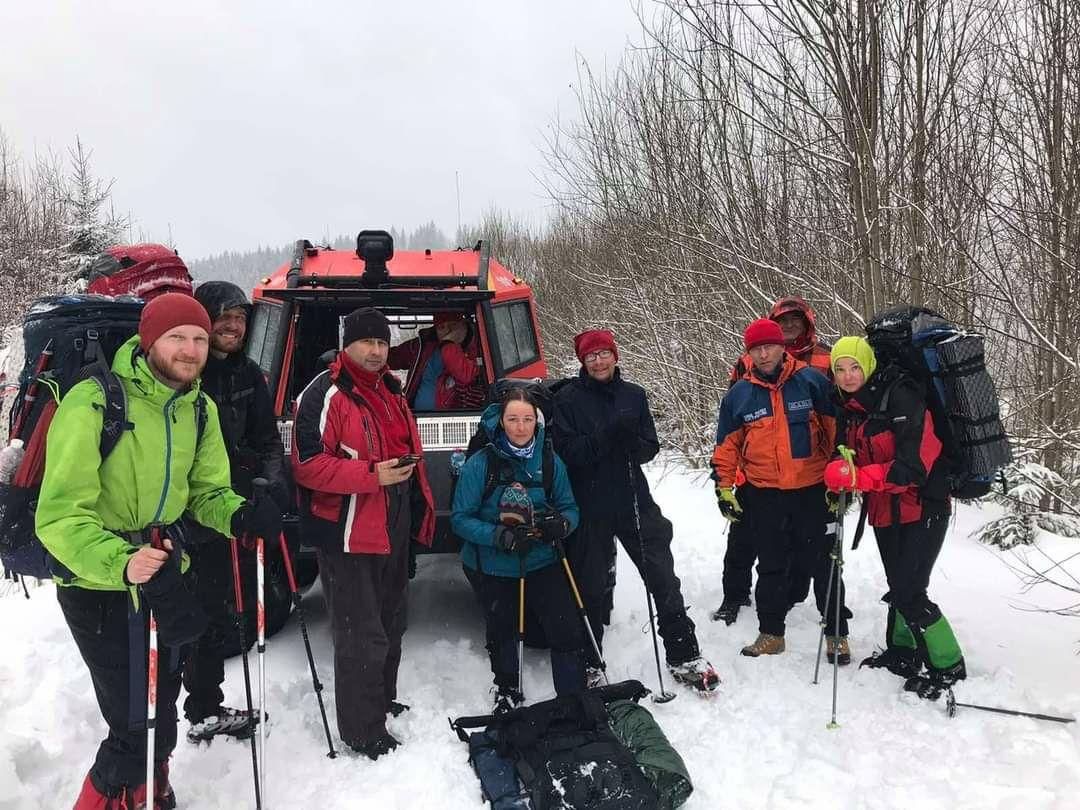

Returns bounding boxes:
[826,636,851,666]
[711,597,750,625]
[904,658,967,701]
[186,706,259,743]
[740,633,785,657]
[349,731,400,760]
[585,665,606,689]
[387,700,410,718]
[860,647,920,678]
[668,657,720,692]
[491,686,524,715]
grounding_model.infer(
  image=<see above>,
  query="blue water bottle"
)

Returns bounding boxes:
[450,449,466,477]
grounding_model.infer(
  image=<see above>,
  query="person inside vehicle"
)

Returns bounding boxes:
[388,312,486,411]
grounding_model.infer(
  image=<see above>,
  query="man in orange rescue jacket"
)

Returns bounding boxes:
[711,318,850,659]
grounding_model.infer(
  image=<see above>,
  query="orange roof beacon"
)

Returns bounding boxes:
[247,229,549,562]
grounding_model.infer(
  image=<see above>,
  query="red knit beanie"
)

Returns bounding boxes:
[139,292,212,351]
[743,318,785,351]
[434,312,465,326]
[573,329,619,363]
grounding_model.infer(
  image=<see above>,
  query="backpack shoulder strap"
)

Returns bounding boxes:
[194,391,208,446]
[481,446,513,503]
[541,437,555,503]
[82,364,130,461]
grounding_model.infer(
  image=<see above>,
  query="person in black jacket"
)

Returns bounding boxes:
[183,281,289,742]
[553,329,718,692]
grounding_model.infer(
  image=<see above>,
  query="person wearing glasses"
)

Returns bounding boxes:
[552,329,718,693]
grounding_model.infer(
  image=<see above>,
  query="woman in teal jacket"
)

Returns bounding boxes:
[452,387,585,713]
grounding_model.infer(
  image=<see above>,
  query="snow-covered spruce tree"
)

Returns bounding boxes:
[975,452,1080,549]
[58,137,126,293]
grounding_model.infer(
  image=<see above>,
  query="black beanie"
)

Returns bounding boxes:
[342,307,391,346]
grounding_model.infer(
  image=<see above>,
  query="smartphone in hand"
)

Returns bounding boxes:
[393,454,422,468]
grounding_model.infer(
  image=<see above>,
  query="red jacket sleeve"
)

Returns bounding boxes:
[439,340,479,386]
[291,378,380,495]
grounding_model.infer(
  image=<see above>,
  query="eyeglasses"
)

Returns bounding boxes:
[583,349,614,363]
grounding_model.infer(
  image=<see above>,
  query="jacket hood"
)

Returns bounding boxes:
[769,296,819,354]
[480,401,547,461]
[112,334,204,405]
[194,281,251,321]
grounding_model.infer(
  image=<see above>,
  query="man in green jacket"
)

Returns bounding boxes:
[36,293,283,810]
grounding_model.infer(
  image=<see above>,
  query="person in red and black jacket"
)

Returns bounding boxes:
[825,336,966,700]
[387,312,485,411]
[291,307,435,759]
[715,296,833,625]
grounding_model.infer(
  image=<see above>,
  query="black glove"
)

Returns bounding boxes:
[141,550,207,647]
[535,511,571,544]
[231,496,283,550]
[495,524,539,554]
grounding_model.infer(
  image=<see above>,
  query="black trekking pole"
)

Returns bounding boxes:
[552,537,609,686]
[517,552,527,700]
[813,489,844,687]
[827,489,846,730]
[628,459,676,704]
[230,536,262,809]
[945,691,1075,724]
[252,479,337,759]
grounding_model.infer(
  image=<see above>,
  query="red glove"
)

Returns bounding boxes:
[824,459,857,492]
[854,463,887,492]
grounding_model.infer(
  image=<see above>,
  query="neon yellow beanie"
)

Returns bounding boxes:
[831,336,877,379]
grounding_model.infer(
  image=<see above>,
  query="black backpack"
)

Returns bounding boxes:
[452,681,664,810]
[0,295,207,585]
[864,305,1012,499]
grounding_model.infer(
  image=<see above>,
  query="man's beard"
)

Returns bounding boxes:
[149,354,204,388]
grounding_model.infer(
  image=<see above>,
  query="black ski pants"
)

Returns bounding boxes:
[181,538,234,723]
[464,560,586,696]
[565,502,698,666]
[58,585,186,795]
[740,482,850,638]
[722,506,812,607]
[874,514,949,634]
[316,480,411,747]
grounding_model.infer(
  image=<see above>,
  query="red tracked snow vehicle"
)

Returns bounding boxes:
[247,230,549,569]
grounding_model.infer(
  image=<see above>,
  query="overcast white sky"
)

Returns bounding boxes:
[1,0,644,259]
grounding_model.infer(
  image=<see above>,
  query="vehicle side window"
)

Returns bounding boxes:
[491,300,539,373]
[246,301,289,391]
[246,303,271,372]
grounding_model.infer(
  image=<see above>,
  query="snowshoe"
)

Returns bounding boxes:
[491,686,525,715]
[387,700,410,718]
[585,665,607,689]
[711,597,749,625]
[350,731,400,761]
[904,659,967,701]
[859,647,920,678]
[669,657,720,693]
[186,706,260,743]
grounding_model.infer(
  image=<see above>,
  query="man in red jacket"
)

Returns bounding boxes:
[291,307,435,760]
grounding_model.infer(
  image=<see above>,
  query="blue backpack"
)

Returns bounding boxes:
[865,305,1011,499]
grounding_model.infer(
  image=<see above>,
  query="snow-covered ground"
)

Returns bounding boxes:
[1,465,1078,809]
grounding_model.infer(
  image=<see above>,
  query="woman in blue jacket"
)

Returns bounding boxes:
[452,387,585,713]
